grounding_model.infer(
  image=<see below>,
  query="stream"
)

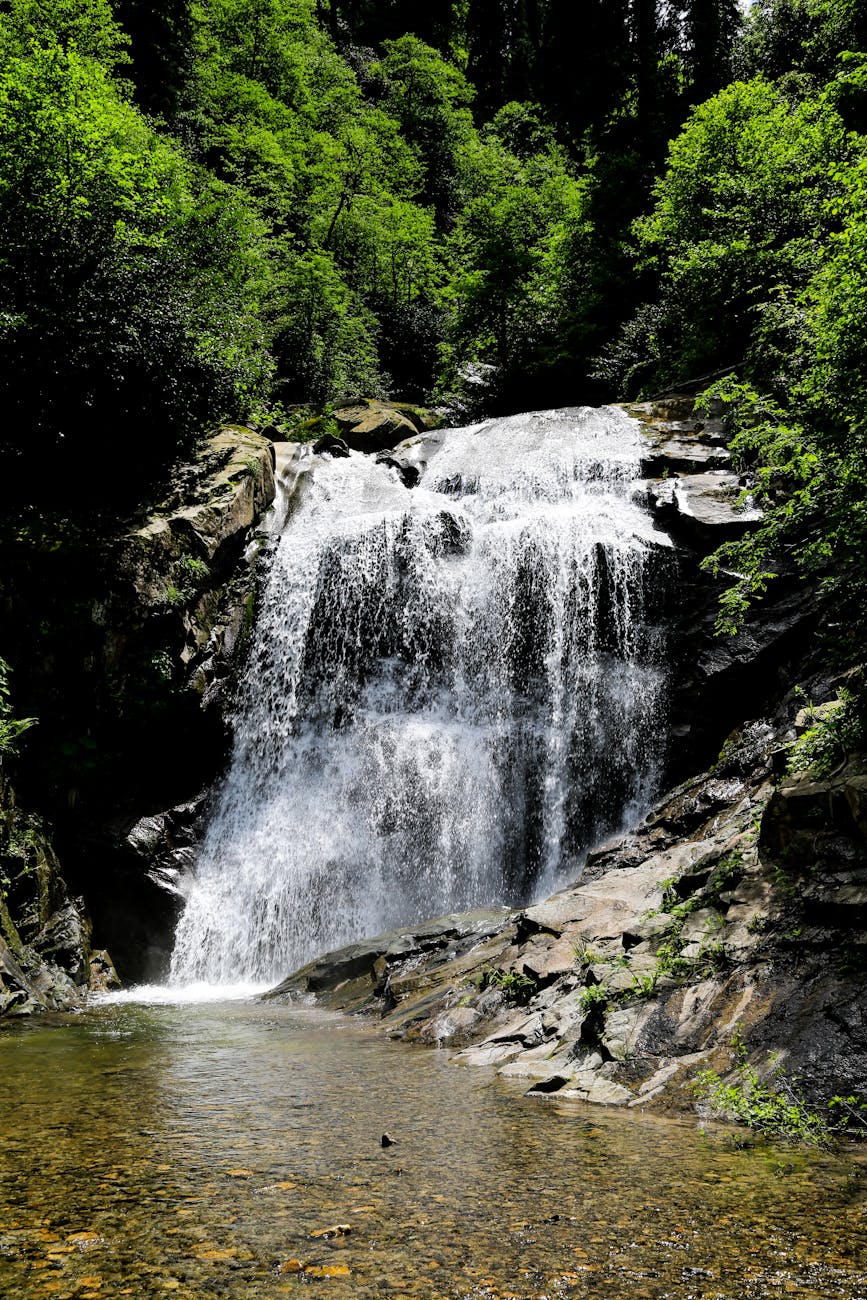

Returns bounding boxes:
[2,998,866,1299]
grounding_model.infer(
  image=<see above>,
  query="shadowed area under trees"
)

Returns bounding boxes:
[0,0,865,632]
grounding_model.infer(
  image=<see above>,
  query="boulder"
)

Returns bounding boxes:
[121,426,275,591]
[384,430,448,484]
[264,908,513,1012]
[89,948,121,992]
[86,794,209,983]
[374,452,419,488]
[332,402,418,453]
[643,471,761,546]
[313,434,350,458]
[627,394,758,547]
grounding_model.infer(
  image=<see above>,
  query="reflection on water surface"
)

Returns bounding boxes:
[1,1000,865,1298]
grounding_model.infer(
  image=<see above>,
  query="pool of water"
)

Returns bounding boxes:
[1,999,865,1299]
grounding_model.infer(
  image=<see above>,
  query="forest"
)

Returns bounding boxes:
[2,0,867,630]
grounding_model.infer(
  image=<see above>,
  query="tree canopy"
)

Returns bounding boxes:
[1,0,866,640]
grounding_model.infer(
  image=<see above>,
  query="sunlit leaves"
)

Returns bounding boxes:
[0,18,270,500]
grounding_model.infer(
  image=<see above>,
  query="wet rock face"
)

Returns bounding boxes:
[84,793,212,984]
[622,395,819,782]
[630,394,760,549]
[116,425,276,709]
[80,429,280,980]
[1,425,282,988]
[264,910,515,1024]
[0,770,91,1016]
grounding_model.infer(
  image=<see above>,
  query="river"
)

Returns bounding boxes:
[2,998,865,1299]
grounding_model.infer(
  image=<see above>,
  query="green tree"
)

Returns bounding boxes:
[324,0,457,51]
[373,34,475,226]
[442,120,588,408]
[113,0,195,119]
[536,0,631,147]
[736,0,867,84]
[682,0,741,97]
[0,0,127,66]
[0,32,269,503]
[600,76,850,395]
[189,3,442,396]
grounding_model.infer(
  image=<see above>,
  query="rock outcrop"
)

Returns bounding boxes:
[0,425,282,991]
[629,395,761,545]
[265,684,867,1120]
[332,400,444,454]
[0,393,837,1014]
[114,425,276,709]
[261,391,849,1118]
[81,427,281,980]
[621,394,819,780]
[0,768,91,1015]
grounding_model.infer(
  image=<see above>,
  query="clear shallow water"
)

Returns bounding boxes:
[2,1002,866,1299]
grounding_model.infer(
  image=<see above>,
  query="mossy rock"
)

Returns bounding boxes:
[390,402,446,432]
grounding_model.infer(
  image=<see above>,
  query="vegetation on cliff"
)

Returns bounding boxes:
[0,658,35,757]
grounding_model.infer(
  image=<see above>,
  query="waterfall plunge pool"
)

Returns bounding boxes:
[2,999,866,1299]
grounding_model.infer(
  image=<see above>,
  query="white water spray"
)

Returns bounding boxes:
[170,407,671,985]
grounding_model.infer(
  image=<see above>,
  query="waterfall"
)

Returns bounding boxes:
[170,407,671,986]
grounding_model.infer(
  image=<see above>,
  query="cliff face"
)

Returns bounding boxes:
[0,766,92,1015]
[0,395,848,1072]
[0,426,277,1003]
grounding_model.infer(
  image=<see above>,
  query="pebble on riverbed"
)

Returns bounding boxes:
[310,1224,352,1239]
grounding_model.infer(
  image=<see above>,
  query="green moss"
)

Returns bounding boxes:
[390,402,445,431]
[0,803,61,944]
[0,890,23,952]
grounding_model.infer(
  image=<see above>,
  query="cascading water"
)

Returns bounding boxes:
[170,406,672,986]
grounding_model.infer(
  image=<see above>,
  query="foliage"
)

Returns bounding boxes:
[693,1033,836,1147]
[736,0,867,87]
[441,133,589,408]
[578,982,608,1012]
[0,659,36,757]
[1,0,866,650]
[479,965,537,1003]
[607,33,867,630]
[787,686,867,774]
[0,9,270,503]
[601,75,851,395]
